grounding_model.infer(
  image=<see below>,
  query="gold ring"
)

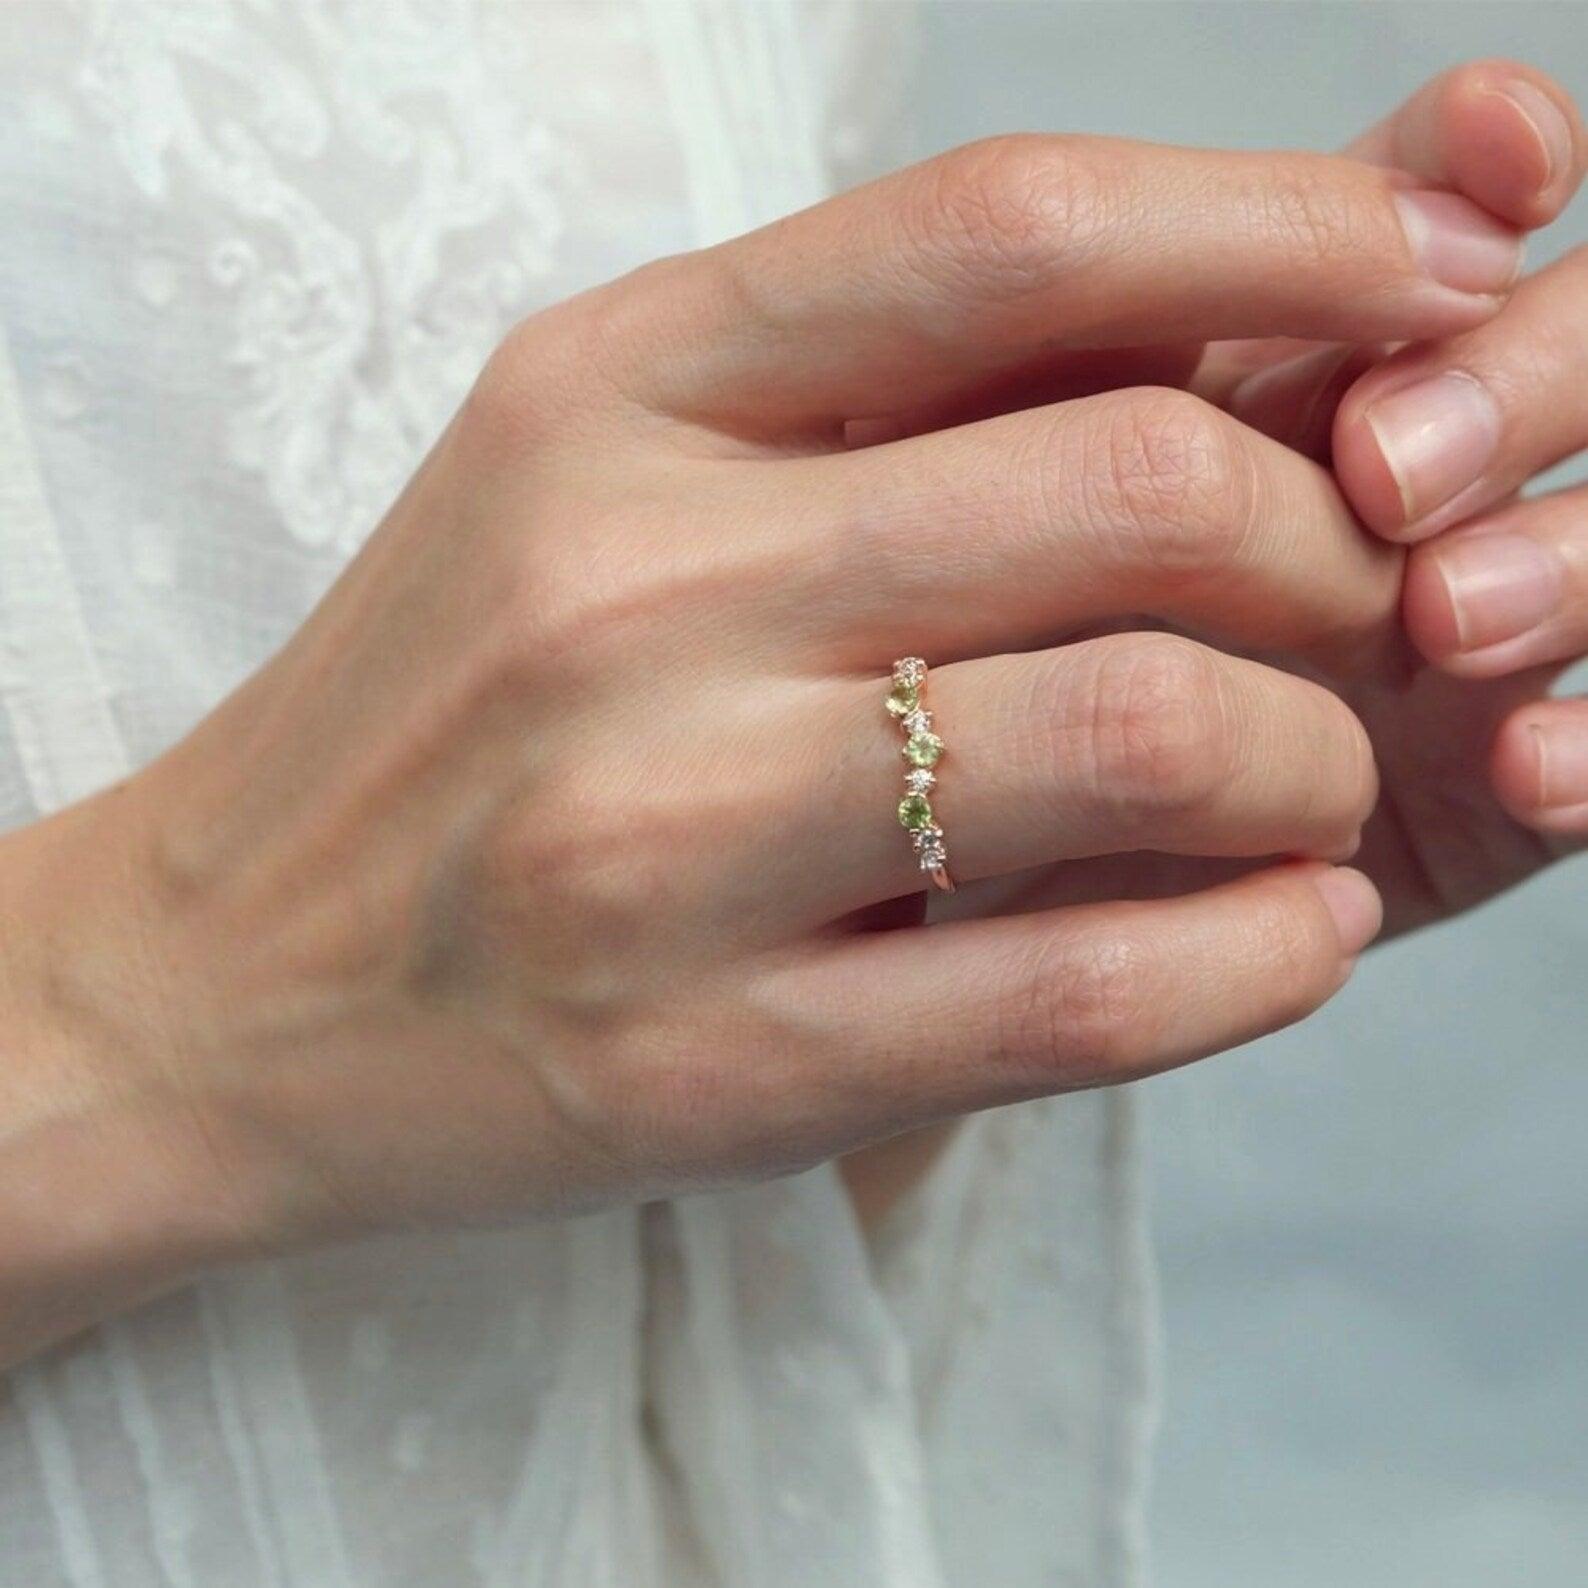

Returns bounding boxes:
[886,656,955,892]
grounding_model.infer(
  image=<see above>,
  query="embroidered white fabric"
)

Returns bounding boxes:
[0,4,1155,1583]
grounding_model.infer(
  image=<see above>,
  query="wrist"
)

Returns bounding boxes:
[0,790,274,1365]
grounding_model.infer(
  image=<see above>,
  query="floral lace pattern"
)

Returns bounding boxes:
[75,0,577,553]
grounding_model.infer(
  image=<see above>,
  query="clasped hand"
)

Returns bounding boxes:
[4,60,1584,1363]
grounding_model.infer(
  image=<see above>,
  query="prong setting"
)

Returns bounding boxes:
[884,659,954,891]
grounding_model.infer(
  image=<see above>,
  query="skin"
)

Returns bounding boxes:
[0,60,1581,1369]
[923,58,1588,940]
[851,58,1588,1223]
[1233,60,1588,902]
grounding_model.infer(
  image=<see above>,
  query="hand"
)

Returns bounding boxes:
[1205,56,1584,435]
[1219,60,1588,933]
[0,128,1525,1359]
[1331,225,1588,924]
[962,60,1588,943]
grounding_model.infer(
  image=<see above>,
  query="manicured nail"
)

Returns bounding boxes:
[1363,370,1501,529]
[1393,189,1524,294]
[1313,866,1383,959]
[1432,532,1563,652]
[1495,80,1573,194]
[1532,721,1588,810]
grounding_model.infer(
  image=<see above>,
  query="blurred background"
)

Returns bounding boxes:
[908,5,1588,1584]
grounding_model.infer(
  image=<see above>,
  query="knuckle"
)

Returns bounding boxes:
[478,489,715,683]
[465,526,630,695]
[506,543,639,670]
[464,325,540,451]
[908,134,1111,302]
[569,251,720,413]
[466,785,671,1004]
[1087,387,1254,576]
[1002,932,1155,1081]
[464,317,580,458]
[464,271,663,455]
[1080,635,1231,819]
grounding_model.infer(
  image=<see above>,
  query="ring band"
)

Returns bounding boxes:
[887,656,955,892]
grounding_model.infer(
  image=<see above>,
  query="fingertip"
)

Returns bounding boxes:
[1431,61,1584,227]
[1331,395,1420,540]
[1333,364,1503,543]
[1310,864,1384,960]
[1482,79,1578,218]
[1492,704,1588,833]
[1491,711,1550,823]
[1405,530,1565,676]
[1391,187,1526,295]
[1402,542,1465,662]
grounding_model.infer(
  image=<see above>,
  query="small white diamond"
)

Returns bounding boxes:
[910,824,943,851]
[901,708,932,735]
[919,844,948,869]
[904,768,936,795]
[892,656,927,688]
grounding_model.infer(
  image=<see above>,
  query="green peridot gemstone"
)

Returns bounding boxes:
[898,793,934,829]
[885,682,920,717]
[903,732,943,768]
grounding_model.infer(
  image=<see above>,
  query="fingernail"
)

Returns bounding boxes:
[1363,370,1501,528]
[1393,189,1524,294]
[1532,721,1588,810]
[1432,532,1563,651]
[1313,866,1383,958]
[1495,80,1573,194]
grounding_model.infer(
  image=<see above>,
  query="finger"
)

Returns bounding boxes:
[1333,242,1588,543]
[804,634,1377,915]
[1492,697,1588,839]
[1192,335,1342,412]
[1195,58,1584,420]
[771,862,1381,1131]
[840,342,1202,449]
[1222,341,1390,460]
[1402,481,1588,677]
[790,384,1401,665]
[1345,57,1586,229]
[583,135,1522,434]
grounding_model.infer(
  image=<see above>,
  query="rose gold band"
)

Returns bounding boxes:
[886,657,955,893]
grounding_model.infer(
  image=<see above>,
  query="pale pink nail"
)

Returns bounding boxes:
[1393,189,1524,294]
[1313,867,1383,958]
[1432,533,1563,651]
[1495,80,1573,194]
[1363,370,1502,529]
[1534,720,1588,810]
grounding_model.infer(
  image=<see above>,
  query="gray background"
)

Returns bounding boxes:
[909,5,1588,1584]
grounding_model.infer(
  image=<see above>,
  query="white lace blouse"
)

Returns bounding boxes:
[0,4,1155,1583]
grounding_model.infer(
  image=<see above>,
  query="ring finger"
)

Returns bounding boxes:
[799,631,1377,916]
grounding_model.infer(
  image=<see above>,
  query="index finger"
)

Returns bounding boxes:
[582,133,1523,435]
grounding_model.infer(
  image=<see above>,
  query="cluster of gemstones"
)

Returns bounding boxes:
[886,656,951,882]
